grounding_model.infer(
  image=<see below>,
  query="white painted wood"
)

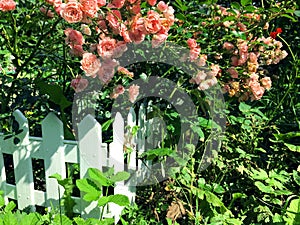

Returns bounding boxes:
[12,110,35,211]
[78,115,103,219]
[42,113,66,208]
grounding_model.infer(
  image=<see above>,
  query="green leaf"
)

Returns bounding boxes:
[205,191,223,207]
[280,14,297,22]
[294,10,300,17]
[140,148,174,160]
[76,179,102,201]
[53,214,72,225]
[239,102,251,113]
[241,0,252,6]
[231,2,241,10]
[111,171,130,182]
[191,124,205,142]
[251,168,269,180]
[293,171,300,186]
[4,201,16,212]
[88,168,114,187]
[284,198,300,225]
[35,80,72,110]
[284,143,300,152]
[98,196,109,207]
[108,194,130,206]
[102,119,114,132]
[254,181,274,193]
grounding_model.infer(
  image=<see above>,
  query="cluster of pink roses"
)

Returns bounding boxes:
[185,4,288,101]
[46,0,175,102]
[0,0,16,11]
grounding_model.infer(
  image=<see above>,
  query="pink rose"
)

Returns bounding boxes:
[81,24,92,35]
[112,41,127,58]
[190,70,207,85]
[64,28,84,46]
[97,0,106,7]
[250,82,265,101]
[152,31,168,48]
[157,1,167,12]
[118,66,134,77]
[130,3,141,14]
[129,15,146,44]
[40,7,55,18]
[260,77,271,90]
[144,10,161,34]
[147,0,156,6]
[189,47,200,61]
[106,10,122,34]
[108,0,125,8]
[97,59,119,84]
[0,0,16,11]
[60,1,83,23]
[97,37,117,59]
[237,22,247,31]
[223,42,234,51]
[227,67,238,78]
[80,0,97,18]
[231,56,238,66]
[80,53,101,77]
[71,75,89,92]
[120,24,131,42]
[196,54,207,67]
[110,85,125,99]
[69,44,85,57]
[249,52,258,63]
[128,84,140,103]
[187,38,198,49]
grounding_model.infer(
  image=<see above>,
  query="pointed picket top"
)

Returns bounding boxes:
[42,113,64,143]
[78,114,102,141]
[13,110,29,144]
[113,112,124,145]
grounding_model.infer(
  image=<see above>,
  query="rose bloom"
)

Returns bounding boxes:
[108,0,125,8]
[128,84,140,103]
[157,1,167,12]
[112,41,128,58]
[223,42,234,51]
[118,66,134,77]
[0,0,16,11]
[81,24,91,35]
[260,77,271,90]
[106,10,122,34]
[189,47,200,61]
[110,84,125,99]
[147,0,156,6]
[163,6,175,26]
[190,70,207,85]
[80,0,97,18]
[40,7,55,18]
[80,53,101,77]
[71,75,89,92]
[129,15,147,44]
[69,44,85,57]
[250,82,265,101]
[144,10,161,34]
[227,67,238,78]
[152,31,168,48]
[231,56,238,66]
[97,0,106,7]
[97,37,117,59]
[64,28,84,46]
[60,1,83,23]
[120,24,131,42]
[130,3,141,14]
[187,38,198,49]
[97,59,119,84]
[196,54,207,67]
[237,22,247,31]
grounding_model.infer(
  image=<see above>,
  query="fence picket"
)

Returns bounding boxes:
[12,110,35,211]
[42,113,66,208]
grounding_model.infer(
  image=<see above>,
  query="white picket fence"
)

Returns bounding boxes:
[0,104,163,223]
